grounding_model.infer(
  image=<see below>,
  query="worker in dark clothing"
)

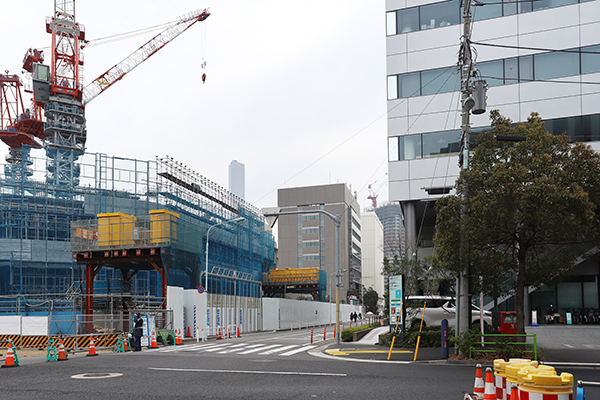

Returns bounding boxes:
[133,313,143,351]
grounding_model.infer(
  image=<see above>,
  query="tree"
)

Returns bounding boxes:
[363,287,379,313]
[435,111,600,334]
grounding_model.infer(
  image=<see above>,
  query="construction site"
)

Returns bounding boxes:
[0,2,278,345]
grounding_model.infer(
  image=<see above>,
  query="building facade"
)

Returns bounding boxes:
[374,202,405,260]
[386,0,600,315]
[277,183,362,303]
[360,211,385,310]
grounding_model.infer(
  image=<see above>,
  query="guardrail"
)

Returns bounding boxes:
[468,333,538,360]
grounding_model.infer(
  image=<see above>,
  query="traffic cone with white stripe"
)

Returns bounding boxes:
[484,367,496,400]
[217,326,223,340]
[151,331,158,348]
[473,364,485,399]
[87,336,98,356]
[57,339,68,361]
[1,347,18,368]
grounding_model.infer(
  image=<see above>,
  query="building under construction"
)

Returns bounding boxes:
[0,147,276,333]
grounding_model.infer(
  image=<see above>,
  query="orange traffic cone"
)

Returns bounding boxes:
[236,326,241,338]
[508,384,519,400]
[473,364,485,399]
[227,327,231,339]
[1,347,18,368]
[187,326,191,338]
[87,336,98,357]
[123,334,130,351]
[151,331,158,348]
[57,339,68,361]
[178,329,184,344]
[484,367,496,400]
[217,326,223,340]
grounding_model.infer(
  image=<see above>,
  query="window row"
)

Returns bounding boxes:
[386,0,592,35]
[389,113,600,161]
[387,45,600,100]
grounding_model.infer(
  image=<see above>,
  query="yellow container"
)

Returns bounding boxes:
[149,209,179,244]
[517,366,573,398]
[97,212,136,247]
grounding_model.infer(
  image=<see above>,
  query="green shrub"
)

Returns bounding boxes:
[340,323,379,342]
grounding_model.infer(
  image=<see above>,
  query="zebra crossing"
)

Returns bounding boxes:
[156,341,317,357]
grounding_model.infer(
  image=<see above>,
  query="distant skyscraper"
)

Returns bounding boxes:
[228,160,245,200]
[374,202,404,260]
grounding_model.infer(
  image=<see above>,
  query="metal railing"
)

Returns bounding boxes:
[468,333,538,360]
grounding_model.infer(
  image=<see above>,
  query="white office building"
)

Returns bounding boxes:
[228,160,245,200]
[360,211,386,311]
[386,0,600,313]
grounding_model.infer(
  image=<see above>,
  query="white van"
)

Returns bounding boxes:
[404,295,492,329]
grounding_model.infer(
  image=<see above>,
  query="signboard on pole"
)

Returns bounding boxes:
[389,275,403,327]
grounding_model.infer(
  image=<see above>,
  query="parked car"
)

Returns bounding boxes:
[404,295,492,329]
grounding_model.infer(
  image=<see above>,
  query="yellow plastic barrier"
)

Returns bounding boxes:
[517,366,573,399]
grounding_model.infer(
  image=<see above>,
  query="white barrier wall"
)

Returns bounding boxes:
[262,298,360,331]
[0,316,48,335]
[166,285,363,335]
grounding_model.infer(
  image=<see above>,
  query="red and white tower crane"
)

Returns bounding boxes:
[3,1,210,186]
[367,177,387,208]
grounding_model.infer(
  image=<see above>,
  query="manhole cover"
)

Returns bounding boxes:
[71,372,123,379]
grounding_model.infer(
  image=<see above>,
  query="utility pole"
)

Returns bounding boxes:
[457,0,475,341]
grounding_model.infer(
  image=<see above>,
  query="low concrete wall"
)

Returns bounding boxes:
[262,298,360,330]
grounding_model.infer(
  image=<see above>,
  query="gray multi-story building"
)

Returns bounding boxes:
[277,183,362,303]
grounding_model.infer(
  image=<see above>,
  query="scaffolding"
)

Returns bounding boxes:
[0,146,276,318]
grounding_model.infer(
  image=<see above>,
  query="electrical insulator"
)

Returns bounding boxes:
[472,79,487,115]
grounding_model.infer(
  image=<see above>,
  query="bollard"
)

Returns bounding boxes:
[311,327,313,344]
[323,326,327,341]
[517,366,573,400]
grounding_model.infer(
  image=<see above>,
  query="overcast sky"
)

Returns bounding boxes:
[1,1,388,211]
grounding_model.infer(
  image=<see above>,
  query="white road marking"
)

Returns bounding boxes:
[280,345,316,356]
[238,344,283,354]
[259,345,298,355]
[149,367,346,377]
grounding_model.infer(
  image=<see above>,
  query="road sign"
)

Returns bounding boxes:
[197,286,205,294]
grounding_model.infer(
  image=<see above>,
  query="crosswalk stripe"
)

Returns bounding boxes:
[238,344,282,354]
[217,343,257,354]
[259,345,298,355]
[280,345,316,356]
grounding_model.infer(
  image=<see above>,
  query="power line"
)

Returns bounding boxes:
[469,40,600,54]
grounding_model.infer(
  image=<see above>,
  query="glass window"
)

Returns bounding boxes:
[581,45,600,74]
[472,1,502,21]
[478,59,504,87]
[399,72,421,98]
[388,137,399,161]
[387,11,397,36]
[400,135,422,160]
[421,67,459,96]
[387,75,398,100]
[534,50,579,80]
[504,57,519,84]
[583,282,599,309]
[518,0,533,13]
[519,55,533,82]
[503,0,517,15]
[581,114,600,142]
[398,8,420,33]
[423,130,461,157]
[533,0,577,11]
[420,0,459,30]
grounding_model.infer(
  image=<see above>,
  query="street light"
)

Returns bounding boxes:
[330,269,346,324]
[204,216,245,340]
